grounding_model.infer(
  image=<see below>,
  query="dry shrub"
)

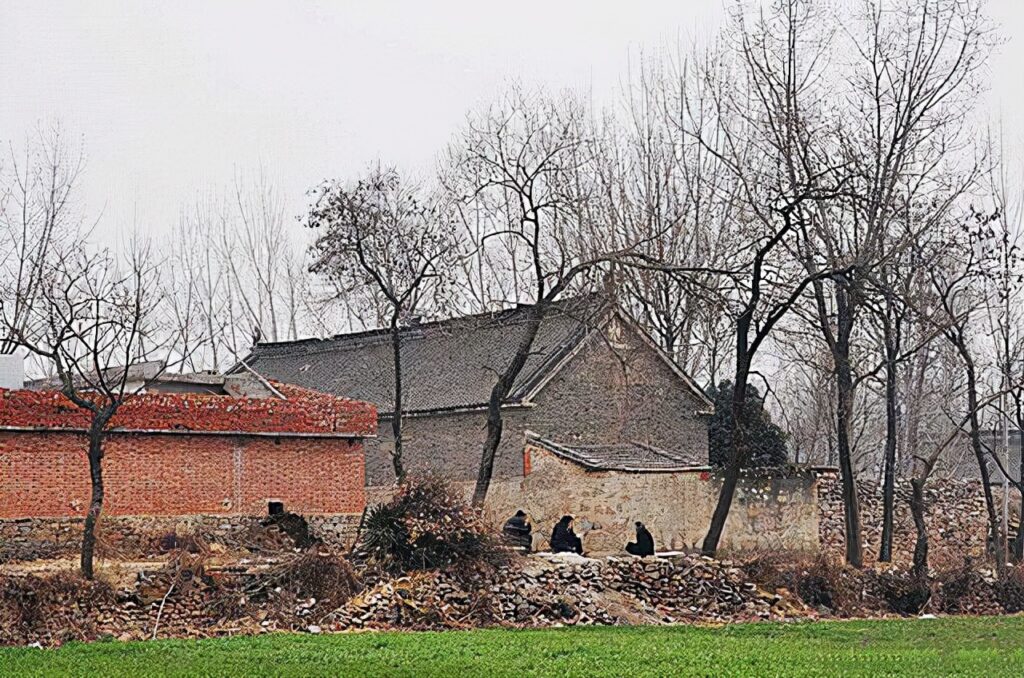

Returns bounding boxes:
[0,573,115,645]
[153,530,211,554]
[359,476,502,574]
[996,565,1024,613]
[935,560,991,614]
[738,551,787,587]
[205,548,362,626]
[873,571,930,615]
[745,554,869,614]
[263,549,361,607]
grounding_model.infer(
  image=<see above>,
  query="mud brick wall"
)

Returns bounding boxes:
[369,446,822,555]
[481,444,822,554]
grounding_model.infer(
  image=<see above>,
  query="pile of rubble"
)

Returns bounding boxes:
[819,477,1006,566]
[1,551,811,645]
[325,553,807,632]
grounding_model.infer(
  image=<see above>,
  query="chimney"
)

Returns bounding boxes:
[0,354,25,390]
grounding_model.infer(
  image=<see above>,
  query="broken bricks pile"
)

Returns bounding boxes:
[1,552,810,646]
[325,553,807,631]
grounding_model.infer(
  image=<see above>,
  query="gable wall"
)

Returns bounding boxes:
[365,317,710,486]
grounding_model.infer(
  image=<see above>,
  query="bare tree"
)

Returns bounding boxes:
[690,0,850,558]
[0,244,173,578]
[307,167,459,481]
[442,85,681,506]
[0,124,87,355]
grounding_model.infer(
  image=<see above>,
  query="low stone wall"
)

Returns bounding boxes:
[819,477,1022,566]
[368,448,824,555]
[0,513,362,563]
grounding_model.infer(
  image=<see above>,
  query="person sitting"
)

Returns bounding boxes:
[502,509,532,552]
[550,515,584,555]
[626,521,655,557]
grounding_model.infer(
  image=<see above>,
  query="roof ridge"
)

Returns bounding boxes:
[251,293,609,352]
[633,441,689,464]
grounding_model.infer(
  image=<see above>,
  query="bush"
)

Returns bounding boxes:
[757,555,872,615]
[935,560,990,614]
[358,477,500,574]
[874,571,930,615]
[996,566,1024,613]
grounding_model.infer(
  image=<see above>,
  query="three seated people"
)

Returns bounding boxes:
[504,511,656,558]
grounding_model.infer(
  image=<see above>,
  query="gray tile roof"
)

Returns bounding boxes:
[234,295,610,413]
[527,433,709,472]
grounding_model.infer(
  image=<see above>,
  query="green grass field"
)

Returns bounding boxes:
[2,617,1023,677]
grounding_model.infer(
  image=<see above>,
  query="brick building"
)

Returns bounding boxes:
[238,295,715,494]
[0,381,375,522]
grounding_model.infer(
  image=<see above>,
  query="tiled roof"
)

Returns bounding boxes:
[527,433,709,472]
[234,295,610,413]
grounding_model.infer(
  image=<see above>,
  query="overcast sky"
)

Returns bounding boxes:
[2,0,1022,245]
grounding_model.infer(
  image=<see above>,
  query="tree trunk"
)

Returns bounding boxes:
[701,297,754,557]
[80,427,105,580]
[390,321,406,482]
[879,307,899,562]
[834,290,863,568]
[472,303,546,507]
[959,345,1006,569]
[909,476,929,578]
[701,363,751,556]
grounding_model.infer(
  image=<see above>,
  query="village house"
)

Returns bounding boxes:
[238,295,828,552]
[0,372,376,560]
[236,295,714,489]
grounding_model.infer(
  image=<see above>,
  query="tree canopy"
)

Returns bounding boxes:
[708,380,788,468]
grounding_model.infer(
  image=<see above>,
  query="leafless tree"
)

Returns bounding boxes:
[307,167,460,481]
[0,243,175,579]
[0,124,87,356]
[442,85,691,506]
[690,0,851,558]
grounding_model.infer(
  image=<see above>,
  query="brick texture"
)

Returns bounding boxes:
[0,385,374,520]
[0,432,365,519]
[365,317,711,485]
[0,383,377,436]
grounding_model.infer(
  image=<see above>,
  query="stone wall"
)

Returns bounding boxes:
[0,513,362,563]
[365,318,711,485]
[819,476,1023,567]
[368,445,822,555]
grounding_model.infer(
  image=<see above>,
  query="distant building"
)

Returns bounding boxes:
[236,295,715,492]
[0,377,375,560]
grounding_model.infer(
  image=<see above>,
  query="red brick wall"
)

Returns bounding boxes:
[0,430,365,518]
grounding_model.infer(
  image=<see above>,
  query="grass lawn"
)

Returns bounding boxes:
[2,617,1024,677]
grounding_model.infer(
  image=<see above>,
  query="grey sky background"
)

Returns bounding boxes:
[2,0,1022,245]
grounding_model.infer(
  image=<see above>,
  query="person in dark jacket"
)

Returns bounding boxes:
[550,515,583,554]
[502,510,532,552]
[625,521,655,557]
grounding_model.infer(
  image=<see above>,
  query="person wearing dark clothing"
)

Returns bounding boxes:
[626,521,655,557]
[550,515,583,554]
[502,510,532,552]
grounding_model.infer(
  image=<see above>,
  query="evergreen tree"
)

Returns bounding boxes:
[708,380,788,467]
